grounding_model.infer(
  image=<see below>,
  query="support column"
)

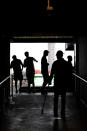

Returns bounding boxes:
[48,43,55,72]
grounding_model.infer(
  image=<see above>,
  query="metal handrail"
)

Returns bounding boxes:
[10,73,87,84]
[0,76,10,86]
[73,73,87,83]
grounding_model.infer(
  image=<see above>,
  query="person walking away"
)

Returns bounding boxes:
[10,55,23,93]
[41,50,49,94]
[24,51,38,93]
[49,50,68,118]
[67,55,74,93]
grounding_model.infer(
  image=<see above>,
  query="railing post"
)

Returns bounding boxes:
[9,74,15,104]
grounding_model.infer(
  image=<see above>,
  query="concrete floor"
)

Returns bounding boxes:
[0,92,87,131]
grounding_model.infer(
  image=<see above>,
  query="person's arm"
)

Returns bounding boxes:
[21,61,23,70]
[23,59,26,67]
[19,60,23,70]
[33,57,38,62]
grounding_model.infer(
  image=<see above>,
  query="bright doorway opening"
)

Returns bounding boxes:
[10,42,75,88]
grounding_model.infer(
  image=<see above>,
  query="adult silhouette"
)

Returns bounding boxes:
[49,50,68,118]
[67,55,73,93]
[24,51,38,93]
[41,50,49,94]
[10,55,23,93]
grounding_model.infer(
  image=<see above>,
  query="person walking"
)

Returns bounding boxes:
[49,50,68,118]
[67,55,74,93]
[10,55,23,93]
[24,51,38,93]
[41,50,49,94]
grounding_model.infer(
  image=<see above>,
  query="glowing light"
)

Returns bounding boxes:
[47,0,54,10]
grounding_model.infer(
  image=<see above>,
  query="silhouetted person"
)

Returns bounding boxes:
[41,50,49,94]
[24,51,38,93]
[67,55,73,93]
[10,55,23,93]
[53,119,59,131]
[49,50,68,118]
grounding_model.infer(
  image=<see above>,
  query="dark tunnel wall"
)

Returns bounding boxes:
[0,36,10,106]
[77,37,87,103]
[78,38,87,77]
[0,36,10,82]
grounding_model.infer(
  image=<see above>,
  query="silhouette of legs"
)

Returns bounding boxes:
[27,79,31,93]
[61,93,66,118]
[26,73,35,93]
[31,75,35,93]
[32,81,36,93]
[19,80,22,92]
[54,93,59,117]
[53,119,59,131]
[41,74,49,95]
[54,93,66,118]
[15,79,22,93]
[27,79,35,93]
[15,79,18,93]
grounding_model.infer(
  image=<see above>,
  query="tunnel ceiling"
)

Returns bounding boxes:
[1,1,87,37]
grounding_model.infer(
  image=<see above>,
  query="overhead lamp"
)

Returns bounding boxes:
[47,0,54,10]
